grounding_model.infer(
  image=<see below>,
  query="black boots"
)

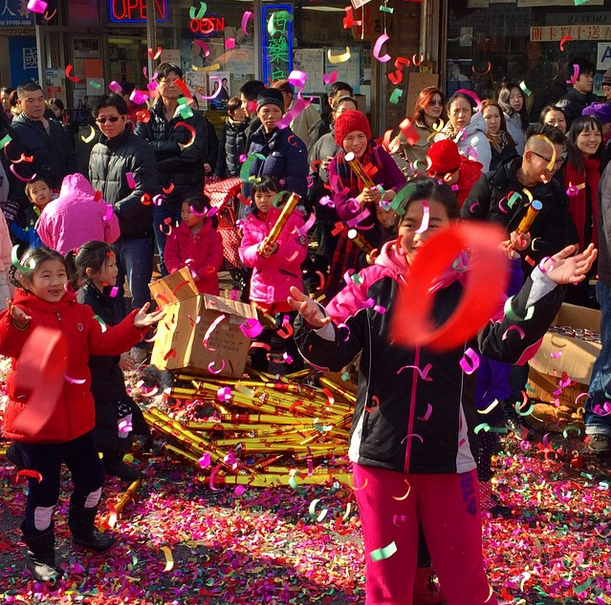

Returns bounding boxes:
[22,525,63,582]
[6,442,25,470]
[68,505,117,553]
[103,451,142,482]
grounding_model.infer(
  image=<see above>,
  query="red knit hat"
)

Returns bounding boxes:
[426,139,462,175]
[334,110,372,146]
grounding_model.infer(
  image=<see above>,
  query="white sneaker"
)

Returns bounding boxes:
[586,431,610,454]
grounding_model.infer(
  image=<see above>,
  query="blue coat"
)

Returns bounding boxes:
[245,125,309,200]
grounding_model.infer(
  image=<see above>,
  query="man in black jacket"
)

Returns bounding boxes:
[10,80,76,218]
[462,123,578,271]
[556,57,596,129]
[89,94,159,328]
[135,63,207,273]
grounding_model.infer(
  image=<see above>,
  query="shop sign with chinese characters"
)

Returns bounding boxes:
[530,24,611,42]
[262,4,293,84]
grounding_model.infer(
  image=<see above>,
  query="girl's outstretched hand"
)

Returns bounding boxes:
[542,243,597,285]
[7,298,31,329]
[134,303,166,329]
[287,286,331,329]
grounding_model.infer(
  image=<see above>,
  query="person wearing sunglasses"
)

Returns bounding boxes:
[396,86,446,169]
[89,94,159,356]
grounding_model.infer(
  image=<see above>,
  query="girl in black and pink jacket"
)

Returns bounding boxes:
[288,177,596,605]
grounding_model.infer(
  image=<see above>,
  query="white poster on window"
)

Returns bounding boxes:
[293,49,324,92]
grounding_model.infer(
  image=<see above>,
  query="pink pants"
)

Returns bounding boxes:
[353,464,498,605]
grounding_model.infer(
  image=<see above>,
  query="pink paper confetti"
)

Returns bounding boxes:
[241,10,253,35]
[198,453,211,468]
[397,363,433,381]
[415,202,430,234]
[103,204,114,222]
[109,286,119,298]
[417,403,433,422]
[208,359,226,374]
[109,80,123,94]
[225,38,236,50]
[459,348,480,375]
[240,318,263,338]
[288,70,308,90]
[65,375,86,384]
[27,0,47,13]
[202,314,226,350]
[323,71,338,85]
[372,33,391,63]
[276,97,311,130]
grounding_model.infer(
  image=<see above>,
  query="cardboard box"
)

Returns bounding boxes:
[149,267,198,306]
[528,303,601,404]
[149,269,258,378]
[527,368,588,409]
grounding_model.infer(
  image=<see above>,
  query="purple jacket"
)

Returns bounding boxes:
[164,220,223,295]
[239,207,307,306]
[37,173,120,255]
[328,144,406,225]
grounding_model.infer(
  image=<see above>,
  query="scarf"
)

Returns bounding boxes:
[564,157,600,250]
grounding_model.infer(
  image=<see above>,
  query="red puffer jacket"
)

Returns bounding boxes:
[0,288,146,443]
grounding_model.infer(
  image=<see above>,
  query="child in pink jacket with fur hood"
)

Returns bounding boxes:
[239,176,307,372]
[37,173,120,255]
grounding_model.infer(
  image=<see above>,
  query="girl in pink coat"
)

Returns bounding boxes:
[164,194,223,295]
[239,176,307,372]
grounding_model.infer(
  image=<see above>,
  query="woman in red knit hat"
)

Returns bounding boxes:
[326,110,406,298]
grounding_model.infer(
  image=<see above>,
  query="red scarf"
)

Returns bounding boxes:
[564,156,600,250]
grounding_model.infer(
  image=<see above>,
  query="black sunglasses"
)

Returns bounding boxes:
[96,115,123,124]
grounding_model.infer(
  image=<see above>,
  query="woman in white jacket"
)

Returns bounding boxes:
[497,82,528,155]
[435,92,492,172]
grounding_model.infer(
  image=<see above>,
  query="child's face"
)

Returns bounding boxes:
[254,190,275,214]
[91,254,119,290]
[376,205,396,229]
[25,259,68,303]
[181,202,205,228]
[27,181,51,208]
[342,130,368,158]
[398,198,451,259]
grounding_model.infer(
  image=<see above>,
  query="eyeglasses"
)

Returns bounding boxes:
[429,99,444,106]
[531,150,566,166]
[96,116,123,124]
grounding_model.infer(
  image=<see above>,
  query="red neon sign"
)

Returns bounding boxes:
[109,0,168,23]
[190,16,226,35]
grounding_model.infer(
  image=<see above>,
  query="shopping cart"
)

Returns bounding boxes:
[204,176,243,282]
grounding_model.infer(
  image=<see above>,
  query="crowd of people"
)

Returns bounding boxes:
[0,57,609,605]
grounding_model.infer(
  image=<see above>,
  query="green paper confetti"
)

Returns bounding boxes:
[519,80,532,96]
[370,541,397,561]
[379,5,394,13]
[389,88,403,105]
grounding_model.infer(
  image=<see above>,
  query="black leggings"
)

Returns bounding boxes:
[16,431,104,536]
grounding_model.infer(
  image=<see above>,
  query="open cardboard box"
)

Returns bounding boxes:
[149,268,258,378]
[528,303,601,406]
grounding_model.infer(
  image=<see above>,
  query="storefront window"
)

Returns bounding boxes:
[446,0,610,119]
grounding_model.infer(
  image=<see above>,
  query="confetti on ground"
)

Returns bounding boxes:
[1,358,611,603]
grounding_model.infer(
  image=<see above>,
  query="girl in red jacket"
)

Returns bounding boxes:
[0,246,163,583]
[164,193,224,295]
[239,175,307,373]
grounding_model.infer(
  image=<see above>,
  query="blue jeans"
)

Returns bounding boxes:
[585,280,611,433]
[153,202,182,276]
[114,237,154,319]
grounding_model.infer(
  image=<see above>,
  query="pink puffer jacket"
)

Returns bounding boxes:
[239,207,307,306]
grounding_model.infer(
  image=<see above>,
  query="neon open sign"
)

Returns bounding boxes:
[189,15,225,36]
[109,0,169,23]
